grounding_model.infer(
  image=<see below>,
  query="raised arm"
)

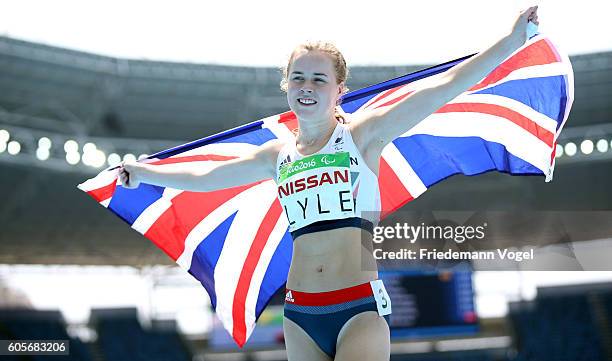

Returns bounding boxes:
[119,139,284,192]
[352,6,540,151]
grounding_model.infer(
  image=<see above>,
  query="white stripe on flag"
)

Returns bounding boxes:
[131,188,183,234]
[381,144,427,199]
[76,169,118,193]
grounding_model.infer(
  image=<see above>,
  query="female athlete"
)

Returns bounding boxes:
[119,7,539,361]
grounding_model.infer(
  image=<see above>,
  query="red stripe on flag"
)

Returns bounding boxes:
[470,39,559,91]
[378,157,413,219]
[86,180,117,203]
[278,111,298,133]
[144,183,261,260]
[150,154,237,165]
[373,90,415,109]
[437,102,554,147]
[232,200,284,347]
[543,38,563,67]
[365,86,405,109]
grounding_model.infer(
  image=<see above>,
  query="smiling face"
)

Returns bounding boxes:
[286,50,344,121]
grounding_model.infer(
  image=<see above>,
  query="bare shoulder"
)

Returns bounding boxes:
[345,108,386,152]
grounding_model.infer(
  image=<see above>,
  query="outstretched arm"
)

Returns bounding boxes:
[353,6,540,151]
[118,139,284,192]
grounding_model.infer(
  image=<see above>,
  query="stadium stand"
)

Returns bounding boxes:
[91,308,192,361]
[509,285,610,361]
[0,309,92,361]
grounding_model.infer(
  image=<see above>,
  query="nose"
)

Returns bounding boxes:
[300,88,313,95]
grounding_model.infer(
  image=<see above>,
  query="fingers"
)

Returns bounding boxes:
[521,5,539,25]
[522,5,538,18]
[118,165,134,188]
[528,8,539,23]
[118,168,129,187]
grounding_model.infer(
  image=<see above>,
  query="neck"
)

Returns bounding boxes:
[296,115,337,147]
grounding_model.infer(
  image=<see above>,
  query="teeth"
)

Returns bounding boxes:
[299,99,316,105]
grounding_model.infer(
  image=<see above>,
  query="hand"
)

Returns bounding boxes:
[118,161,142,189]
[511,5,540,44]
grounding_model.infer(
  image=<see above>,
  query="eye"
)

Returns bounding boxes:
[314,78,326,83]
[292,76,304,81]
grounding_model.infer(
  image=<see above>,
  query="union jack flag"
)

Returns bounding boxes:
[78,34,573,347]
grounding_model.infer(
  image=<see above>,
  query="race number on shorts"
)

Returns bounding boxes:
[370,279,392,317]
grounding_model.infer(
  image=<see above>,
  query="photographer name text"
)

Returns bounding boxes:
[373,248,534,262]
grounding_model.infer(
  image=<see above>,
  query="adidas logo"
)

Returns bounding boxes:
[285,290,294,303]
[279,155,291,171]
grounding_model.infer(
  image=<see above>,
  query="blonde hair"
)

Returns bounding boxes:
[280,41,350,122]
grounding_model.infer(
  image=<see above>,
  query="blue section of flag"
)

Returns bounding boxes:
[188,211,239,310]
[108,184,164,225]
[340,93,378,114]
[393,135,542,187]
[217,127,277,146]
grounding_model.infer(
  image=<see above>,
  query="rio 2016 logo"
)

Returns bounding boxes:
[286,159,317,174]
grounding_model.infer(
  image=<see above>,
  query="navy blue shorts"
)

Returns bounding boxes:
[284,280,391,358]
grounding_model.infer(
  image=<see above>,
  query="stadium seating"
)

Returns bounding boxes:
[0,309,92,361]
[509,291,606,361]
[391,350,500,361]
[92,308,191,361]
[1,287,612,361]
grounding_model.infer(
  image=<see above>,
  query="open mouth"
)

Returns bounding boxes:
[298,98,317,106]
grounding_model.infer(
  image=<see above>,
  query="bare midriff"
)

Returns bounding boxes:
[286,226,379,292]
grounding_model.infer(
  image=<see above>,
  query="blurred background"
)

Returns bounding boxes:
[1,1,612,360]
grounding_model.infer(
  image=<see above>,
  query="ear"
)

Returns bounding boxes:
[338,82,345,96]
[336,82,345,105]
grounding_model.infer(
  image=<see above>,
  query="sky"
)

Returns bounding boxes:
[0,0,610,67]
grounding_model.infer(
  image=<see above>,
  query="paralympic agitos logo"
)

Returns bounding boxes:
[320,155,336,165]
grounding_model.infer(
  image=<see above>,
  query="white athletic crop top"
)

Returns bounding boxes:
[275,121,381,239]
